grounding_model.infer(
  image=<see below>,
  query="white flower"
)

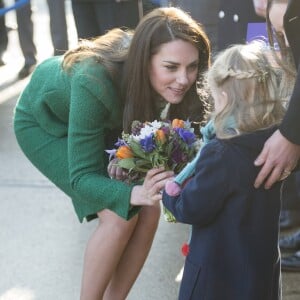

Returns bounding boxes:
[132,120,163,141]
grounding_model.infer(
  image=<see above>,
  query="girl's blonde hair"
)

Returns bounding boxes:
[207,41,286,139]
[62,28,133,83]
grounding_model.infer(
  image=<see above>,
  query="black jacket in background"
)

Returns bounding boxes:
[281,0,300,144]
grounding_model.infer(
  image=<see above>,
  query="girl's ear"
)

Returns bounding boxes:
[220,91,228,109]
[221,91,228,102]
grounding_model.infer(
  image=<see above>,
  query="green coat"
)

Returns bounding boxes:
[14,56,138,222]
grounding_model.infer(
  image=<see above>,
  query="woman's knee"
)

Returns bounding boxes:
[97,209,138,237]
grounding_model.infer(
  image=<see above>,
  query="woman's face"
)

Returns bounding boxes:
[149,39,199,104]
[269,3,289,46]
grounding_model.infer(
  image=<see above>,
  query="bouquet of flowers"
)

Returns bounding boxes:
[106,119,200,222]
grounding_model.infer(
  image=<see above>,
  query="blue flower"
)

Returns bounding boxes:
[175,128,196,145]
[115,138,127,147]
[140,134,156,153]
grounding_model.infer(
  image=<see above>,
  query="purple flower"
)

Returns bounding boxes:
[175,128,196,145]
[161,125,170,135]
[140,134,156,153]
[171,146,183,164]
[105,149,117,161]
[115,138,127,147]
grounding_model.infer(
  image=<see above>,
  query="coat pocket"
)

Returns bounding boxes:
[179,257,205,300]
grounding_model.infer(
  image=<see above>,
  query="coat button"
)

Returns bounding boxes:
[233,14,239,22]
[219,10,225,18]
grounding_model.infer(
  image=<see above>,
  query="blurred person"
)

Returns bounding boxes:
[253,0,300,189]
[256,0,300,272]
[14,7,211,299]
[71,0,140,40]
[16,0,69,79]
[0,0,8,66]
[252,0,300,231]
[175,0,220,55]
[71,0,160,41]
[217,0,265,51]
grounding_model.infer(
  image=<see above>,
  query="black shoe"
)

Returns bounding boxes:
[18,63,36,79]
[279,209,300,230]
[281,251,300,272]
[279,230,300,252]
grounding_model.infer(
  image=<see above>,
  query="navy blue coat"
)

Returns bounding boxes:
[163,127,281,300]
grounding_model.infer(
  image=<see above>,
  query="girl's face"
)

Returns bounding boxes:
[269,3,289,46]
[149,39,199,104]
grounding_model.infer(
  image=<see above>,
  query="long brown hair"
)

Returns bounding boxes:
[122,7,211,133]
[62,28,133,84]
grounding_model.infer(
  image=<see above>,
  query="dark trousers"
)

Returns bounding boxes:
[0,0,8,55]
[281,171,300,211]
[71,1,140,40]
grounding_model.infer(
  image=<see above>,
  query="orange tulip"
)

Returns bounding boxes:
[116,145,134,159]
[172,118,184,128]
[155,129,166,144]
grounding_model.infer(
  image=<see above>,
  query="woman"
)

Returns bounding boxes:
[14,7,211,300]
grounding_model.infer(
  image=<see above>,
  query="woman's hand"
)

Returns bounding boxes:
[107,158,128,181]
[254,130,300,189]
[130,167,174,206]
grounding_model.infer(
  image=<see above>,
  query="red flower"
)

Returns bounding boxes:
[181,242,189,256]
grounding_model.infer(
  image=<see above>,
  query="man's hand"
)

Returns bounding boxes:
[254,130,300,189]
[253,0,267,18]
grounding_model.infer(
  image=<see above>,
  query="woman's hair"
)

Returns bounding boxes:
[266,0,296,93]
[121,7,211,133]
[207,41,286,139]
[62,28,133,83]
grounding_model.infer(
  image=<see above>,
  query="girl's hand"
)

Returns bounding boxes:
[130,167,174,206]
[107,158,128,181]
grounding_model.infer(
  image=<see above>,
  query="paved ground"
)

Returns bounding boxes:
[0,1,300,299]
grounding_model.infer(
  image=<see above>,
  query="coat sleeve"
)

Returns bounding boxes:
[67,70,138,220]
[162,141,232,225]
[281,0,300,144]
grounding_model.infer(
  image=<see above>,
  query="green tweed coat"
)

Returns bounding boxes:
[14,56,138,222]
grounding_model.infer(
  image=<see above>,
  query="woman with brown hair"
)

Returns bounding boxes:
[14,7,211,299]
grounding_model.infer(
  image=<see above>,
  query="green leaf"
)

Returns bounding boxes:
[118,158,136,170]
[129,140,147,159]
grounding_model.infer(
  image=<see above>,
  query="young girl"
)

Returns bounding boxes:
[13,7,211,300]
[162,41,286,300]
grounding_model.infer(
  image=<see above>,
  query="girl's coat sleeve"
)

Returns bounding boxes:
[162,141,232,225]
